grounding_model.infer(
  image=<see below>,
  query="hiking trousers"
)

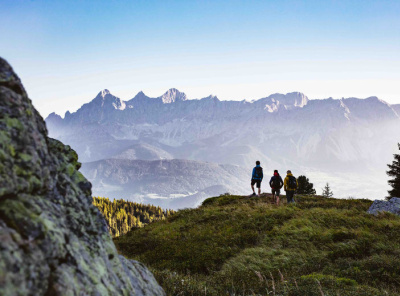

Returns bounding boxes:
[286,191,295,203]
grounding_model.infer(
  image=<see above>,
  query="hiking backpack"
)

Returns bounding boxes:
[254,167,263,179]
[273,176,281,188]
[288,176,297,190]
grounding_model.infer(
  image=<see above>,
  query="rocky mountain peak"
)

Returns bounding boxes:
[202,94,219,101]
[91,89,126,110]
[256,92,309,112]
[160,88,187,103]
[98,88,111,98]
[47,111,62,120]
[341,96,399,120]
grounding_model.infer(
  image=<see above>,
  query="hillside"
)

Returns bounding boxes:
[115,194,400,296]
[93,197,175,237]
[82,159,249,209]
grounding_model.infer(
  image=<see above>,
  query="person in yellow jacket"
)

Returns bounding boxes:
[284,170,297,203]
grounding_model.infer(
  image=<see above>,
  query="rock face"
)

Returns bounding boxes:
[0,57,165,295]
[367,197,400,215]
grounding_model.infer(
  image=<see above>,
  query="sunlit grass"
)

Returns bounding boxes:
[115,194,400,295]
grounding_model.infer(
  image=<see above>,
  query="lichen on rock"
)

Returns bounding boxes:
[367,197,400,215]
[0,57,165,296]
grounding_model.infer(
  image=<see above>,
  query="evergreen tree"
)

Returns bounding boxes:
[92,197,175,237]
[296,175,316,195]
[322,183,333,198]
[387,143,400,200]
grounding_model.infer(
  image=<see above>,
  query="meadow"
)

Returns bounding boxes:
[115,194,400,296]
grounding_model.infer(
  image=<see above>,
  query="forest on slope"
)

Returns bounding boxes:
[115,194,400,296]
[93,197,175,237]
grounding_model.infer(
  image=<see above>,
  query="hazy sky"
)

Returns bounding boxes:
[1,0,399,117]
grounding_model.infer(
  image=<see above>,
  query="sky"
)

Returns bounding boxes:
[1,0,400,117]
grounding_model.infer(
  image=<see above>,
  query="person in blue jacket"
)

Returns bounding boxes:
[251,160,263,196]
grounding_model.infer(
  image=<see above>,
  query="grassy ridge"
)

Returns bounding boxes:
[115,194,400,295]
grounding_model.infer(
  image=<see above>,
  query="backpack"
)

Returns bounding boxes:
[288,176,297,190]
[254,167,263,179]
[273,176,281,189]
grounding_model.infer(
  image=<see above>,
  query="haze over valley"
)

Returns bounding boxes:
[45,89,400,209]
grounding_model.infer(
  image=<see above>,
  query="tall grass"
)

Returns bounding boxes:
[115,194,400,295]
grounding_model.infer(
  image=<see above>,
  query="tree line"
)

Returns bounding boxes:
[93,197,175,237]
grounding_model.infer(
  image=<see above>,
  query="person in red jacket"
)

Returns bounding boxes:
[269,170,283,205]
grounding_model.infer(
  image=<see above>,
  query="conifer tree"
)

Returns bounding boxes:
[387,143,400,200]
[297,175,316,195]
[322,183,333,198]
[92,196,175,237]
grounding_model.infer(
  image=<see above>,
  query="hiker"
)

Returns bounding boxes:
[251,161,263,196]
[269,170,283,205]
[284,170,297,203]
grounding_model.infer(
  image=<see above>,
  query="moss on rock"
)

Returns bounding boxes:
[0,57,165,296]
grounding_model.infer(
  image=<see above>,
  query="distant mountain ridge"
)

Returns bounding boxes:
[46,89,400,206]
[81,158,249,210]
[47,89,399,122]
[46,89,400,165]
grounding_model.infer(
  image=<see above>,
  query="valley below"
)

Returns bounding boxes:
[46,89,400,208]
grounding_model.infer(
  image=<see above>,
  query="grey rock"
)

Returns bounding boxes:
[0,57,165,295]
[367,197,400,215]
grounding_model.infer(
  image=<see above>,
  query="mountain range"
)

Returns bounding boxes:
[45,89,400,208]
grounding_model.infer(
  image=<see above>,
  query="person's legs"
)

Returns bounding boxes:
[254,180,261,196]
[286,191,294,203]
[276,189,280,205]
[251,180,256,195]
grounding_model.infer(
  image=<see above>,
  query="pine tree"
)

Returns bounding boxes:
[322,183,333,198]
[92,196,175,237]
[387,143,400,200]
[297,175,316,195]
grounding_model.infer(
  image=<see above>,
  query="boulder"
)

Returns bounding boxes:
[367,197,400,215]
[0,57,165,296]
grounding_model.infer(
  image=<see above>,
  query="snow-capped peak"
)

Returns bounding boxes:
[256,92,309,112]
[92,89,126,110]
[99,89,111,98]
[113,100,126,110]
[160,88,187,104]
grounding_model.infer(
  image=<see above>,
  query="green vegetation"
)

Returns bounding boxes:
[93,197,175,237]
[115,194,400,296]
[297,175,316,195]
[322,183,334,198]
[387,143,400,199]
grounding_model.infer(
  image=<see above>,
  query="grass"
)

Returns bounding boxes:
[114,194,400,295]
